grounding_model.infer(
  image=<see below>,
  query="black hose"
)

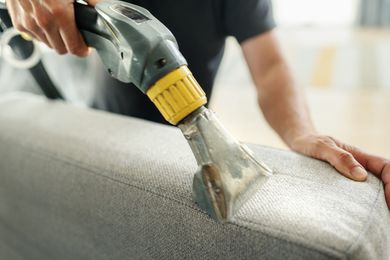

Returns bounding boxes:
[0,9,64,100]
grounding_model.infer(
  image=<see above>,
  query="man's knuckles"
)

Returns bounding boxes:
[335,151,356,166]
[46,4,67,18]
[35,14,52,29]
[22,17,38,32]
[312,136,334,150]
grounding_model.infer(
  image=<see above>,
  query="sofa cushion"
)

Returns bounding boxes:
[0,93,389,260]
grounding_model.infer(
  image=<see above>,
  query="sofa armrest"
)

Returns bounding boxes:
[0,93,389,260]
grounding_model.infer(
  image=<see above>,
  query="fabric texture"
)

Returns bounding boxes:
[0,93,389,260]
[92,0,275,123]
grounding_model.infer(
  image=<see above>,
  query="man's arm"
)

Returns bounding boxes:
[241,31,390,208]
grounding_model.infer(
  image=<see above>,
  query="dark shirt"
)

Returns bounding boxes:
[93,0,275,124]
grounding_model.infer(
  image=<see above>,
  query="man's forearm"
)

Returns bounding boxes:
[241,32,390,208]
[254,60,315,147]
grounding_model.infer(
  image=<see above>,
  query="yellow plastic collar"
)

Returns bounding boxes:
[147,66,207,125]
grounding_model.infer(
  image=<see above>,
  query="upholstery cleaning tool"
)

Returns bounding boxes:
[0,0,273,222]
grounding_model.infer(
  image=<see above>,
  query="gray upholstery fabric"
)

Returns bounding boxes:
[0,93,389,260]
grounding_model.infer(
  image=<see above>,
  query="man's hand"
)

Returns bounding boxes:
[291,134,390,208]
[6,0,100,56]
[241,31,390,209]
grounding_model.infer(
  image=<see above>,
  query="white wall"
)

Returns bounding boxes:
[273,0,359,27]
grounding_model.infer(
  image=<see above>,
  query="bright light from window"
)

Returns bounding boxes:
[273,0,359,27]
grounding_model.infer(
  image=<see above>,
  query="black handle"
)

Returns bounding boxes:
[74,3,98,36]
[74,2,112,47]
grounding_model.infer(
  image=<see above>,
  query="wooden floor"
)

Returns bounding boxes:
[211,29,390,158]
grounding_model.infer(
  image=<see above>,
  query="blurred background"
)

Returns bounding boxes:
[211,0,390,157]
[0,0,389,157]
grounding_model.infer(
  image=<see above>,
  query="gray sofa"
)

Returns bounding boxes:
[0,93,389,260]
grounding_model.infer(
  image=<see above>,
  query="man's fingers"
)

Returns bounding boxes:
[382,164,390,184]
[19,15,51,46]
[16,1,51,46]
[11,0,90,56]
[381,163,390,208]
[345,148,381,178]
[30,2,67,54]
[333,137,390,209]
[30,1,88,56]
[44,26,67,54]
[324,146,368,181]
[18,0,33,13]
[7,1,30,36]
[57,5,89,56]
[333,137,390,179]
[293,135,388,209]
[382,164,390,209]
[292,135,368,181]
[27,29,51,48]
